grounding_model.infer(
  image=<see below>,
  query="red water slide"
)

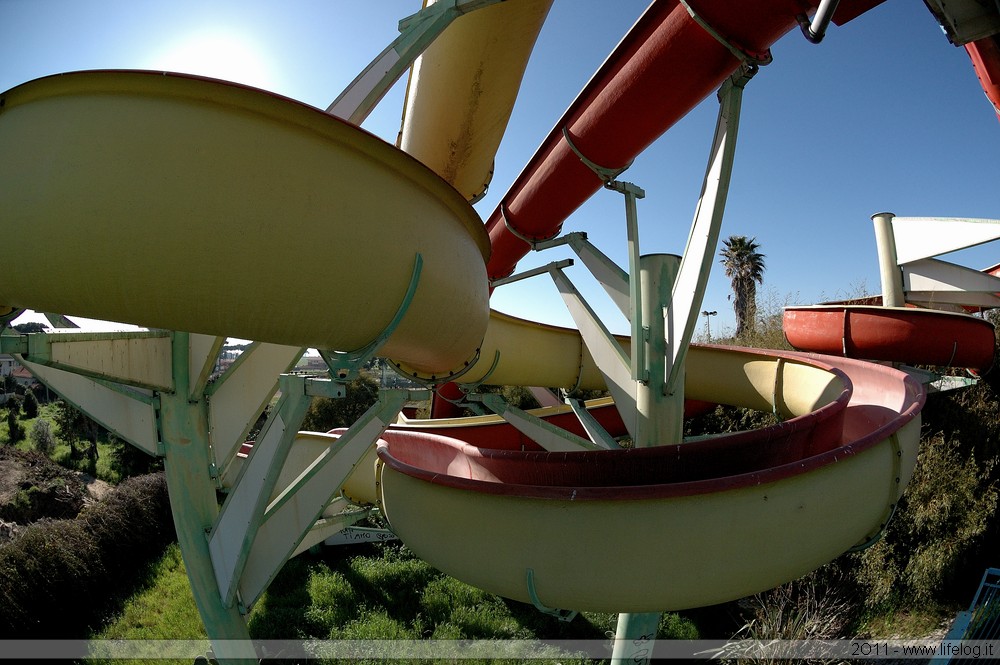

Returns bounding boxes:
[966,34,1000,122]
[483,0,884,281]
[435,0,886,416]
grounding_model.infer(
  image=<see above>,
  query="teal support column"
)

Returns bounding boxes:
[612,612,661,664]
[159,332,257,665]
[635,254,683,448]
[613,255,683,665]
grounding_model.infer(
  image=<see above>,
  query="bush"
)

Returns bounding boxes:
[108,435,162,479]
[727,568,854,663]
[5,404,24,444]
[28,419,55,456]
[20,389,38,419]
[854,432,997,608]
[0,447,87,523]
[0,472,174,637]
[301,374,379,432]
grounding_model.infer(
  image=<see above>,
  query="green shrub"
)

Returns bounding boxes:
[28,419,55,456]
[302,374,379,432]
[20,389,38,420]
[5,405,23,444]
[0,472,174,637]
[0,447,86,522]
[108,434,162,480]
[854,433,997,608]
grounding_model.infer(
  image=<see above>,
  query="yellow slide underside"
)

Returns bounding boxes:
[0,70,490,375]
[398,0,553,200]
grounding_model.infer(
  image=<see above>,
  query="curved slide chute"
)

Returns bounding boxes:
[482,0,825,281]
[376,347,923,612]
[783,304,996,372]
[0,70,490,376]
[391,395,715,451]
[398,0,553,201]
[966,34,1000,122]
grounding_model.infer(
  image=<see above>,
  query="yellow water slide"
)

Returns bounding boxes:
[397,0,553,201]
[394,309,613,388]
[0,70,489,375]
[376,347,924,612]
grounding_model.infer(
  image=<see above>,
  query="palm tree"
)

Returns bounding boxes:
[719,235,766,338]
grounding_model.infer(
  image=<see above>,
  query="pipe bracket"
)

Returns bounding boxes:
[679,0,773,66]
[526,568,578,622]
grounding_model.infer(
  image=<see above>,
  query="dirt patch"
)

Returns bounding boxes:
[78,472,113,504]
[0,446,88,524]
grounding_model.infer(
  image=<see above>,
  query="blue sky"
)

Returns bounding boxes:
[2,0,998,338]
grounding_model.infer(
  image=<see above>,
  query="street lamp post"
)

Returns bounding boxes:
[701,310,717,342]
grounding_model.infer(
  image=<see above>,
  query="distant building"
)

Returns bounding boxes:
[1,355,35,404]
[10,365,37,389]
[0,354,16,377]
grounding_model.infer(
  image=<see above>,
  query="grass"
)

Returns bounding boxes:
[96,544,205,641]
[854,603,953,641]
[89,543,207,665]
[92,539,700,664]
[49,439,120,484]
[3,401,121,483]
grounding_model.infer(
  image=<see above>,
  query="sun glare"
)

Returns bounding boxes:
[148,29,278,91]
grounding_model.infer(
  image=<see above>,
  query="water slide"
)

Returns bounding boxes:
[0,69,490,377]
[783,305,997,371]
[397,0,554,202]
[479,0,854,281]
[966,34,1000,121]
[0,0,977,630]
[378,348,923,611]
[783,213,999,372]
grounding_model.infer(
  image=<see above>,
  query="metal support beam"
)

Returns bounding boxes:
[610,67,754,665]
[536,232,631,319]
[327,0,504,124]
[292,504,373,555]
[490,259,574,289]
[549,264,638,438]
[667,73,748,395]
[17,357,160,455]
[0,307,24,332]
[890,217,1000,263]
[565,397,621,450]
[903,258,1000,308]
[612,612,661,665]
[159,332,258,664]
[208,343,304,485]
[188,334,225,401]
[235,389,423,608]
[472,392,605,452]
[637,255,683,447]
[608,180,648,383]
[18,330,174,391]
[209,374,328,607]
[41,312,78,329]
